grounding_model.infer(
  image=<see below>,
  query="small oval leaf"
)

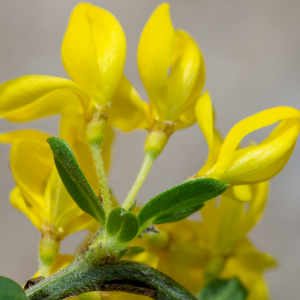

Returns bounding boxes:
[198,278,248,300]
[106,207,139,250]
[0,276,29,300]
[47,137,106,227]
[137,178,228,231]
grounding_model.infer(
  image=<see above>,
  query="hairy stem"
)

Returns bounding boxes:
[25,261,197,300]
[86,117,111,215]
[39,222,61,278]
[89,143,111,214]
[122,152,155,210]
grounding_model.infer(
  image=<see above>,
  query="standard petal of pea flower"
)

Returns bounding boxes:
[0,3,126,123]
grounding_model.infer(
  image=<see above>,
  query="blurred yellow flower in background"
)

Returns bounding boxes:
[199,181,276,300]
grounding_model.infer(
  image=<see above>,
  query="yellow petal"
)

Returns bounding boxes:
[212,194,246,253]
[220,118,300,183]
[10,139,53,213]
[239,181,269,236]
[196,92,214,150]
[232,185,253,202]
[10,187,44,230]
[221,239,276,300]
[132,250,159,269]
[137,3,175,120]
[166,30,204,121]
[62,3,126,107]
[63,213,98,237]
[0,75,86,121]
[200,181,269,254]
[211,107,300,180]
[0,130,50,144]
[173,98,196,131]
[110,76,150,132]
[196,92,223,175]
[43,168,83,231]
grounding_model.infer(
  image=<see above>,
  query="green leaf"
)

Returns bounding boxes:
[0,276,28,300]
[154,203,204,224]
[47,137,106,227]
[197,278,248,300]
[137,178,228,231]
[106,207,139,251]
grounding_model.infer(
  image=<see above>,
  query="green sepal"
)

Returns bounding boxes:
[106,207,139,251]
[137,178,228,231]
[0,276,29,300]
[47,137,106,227]
[125,246,145,257]
[197,278,248,300]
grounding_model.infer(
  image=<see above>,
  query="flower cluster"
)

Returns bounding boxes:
[0,2,299,300]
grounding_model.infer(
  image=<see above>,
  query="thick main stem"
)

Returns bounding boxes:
[25,261,197,300]
[122,152,154,210]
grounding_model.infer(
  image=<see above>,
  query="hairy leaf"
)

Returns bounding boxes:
[137,178,228,231]
[48,137,106,226]
[106,207,139,250]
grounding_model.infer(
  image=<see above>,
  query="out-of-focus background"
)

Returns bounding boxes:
[0,0,300,298]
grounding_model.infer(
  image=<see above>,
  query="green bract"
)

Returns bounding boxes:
[47,137,106,227]
[198,278,248,300]
[137,178,229,232]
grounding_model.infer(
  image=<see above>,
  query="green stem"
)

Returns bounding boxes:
[86,117,111,215]
[25,261,197,300]
[39,222,61,278]
[89,143,111,214]
[122,152,155,210]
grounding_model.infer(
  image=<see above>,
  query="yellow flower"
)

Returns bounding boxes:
[109,3,205,135]
[0,112,113,237]
[195,92,300,185]
[0,3,126,124]
[199,181,276,300]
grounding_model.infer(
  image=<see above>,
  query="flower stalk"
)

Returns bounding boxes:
[123,128,170,210]
[39,222,61,278]
[86,113,112,215]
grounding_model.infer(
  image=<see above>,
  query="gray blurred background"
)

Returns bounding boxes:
[0,0,300,298]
